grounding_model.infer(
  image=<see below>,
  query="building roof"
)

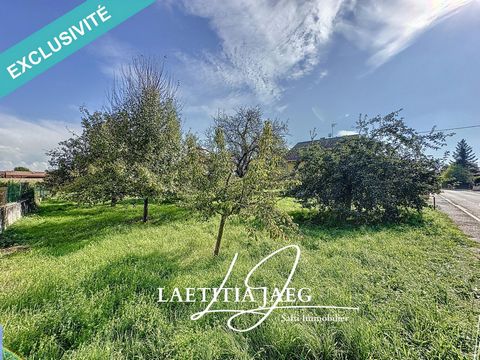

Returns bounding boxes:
[286,135,355,162]
[0,171,46,179]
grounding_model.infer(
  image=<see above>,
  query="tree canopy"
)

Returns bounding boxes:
[441,163,474,189]
[292,111,447,222]
[46,57,182,221]
[13,166,31,172]
[452,139,478,172]
[181,107,295,255]
[439,139,478,189]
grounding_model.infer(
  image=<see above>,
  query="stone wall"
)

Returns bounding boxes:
[0,200,31,234]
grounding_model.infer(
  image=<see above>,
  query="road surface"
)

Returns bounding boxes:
[435,190,480,242]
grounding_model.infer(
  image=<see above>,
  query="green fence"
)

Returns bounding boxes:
[6,182,29,203]
[0,182,48,204]
[35,185,49,201]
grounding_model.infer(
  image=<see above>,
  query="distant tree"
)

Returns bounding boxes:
[441,163,474,189]
[452,139,478,172]
[475,176,480,186]
[13,166,30,172]
[292,110,449,222]
[181,109,294,256]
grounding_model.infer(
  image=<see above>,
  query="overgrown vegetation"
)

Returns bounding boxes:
[292,111,447,222]
[33,57,480,358]
[45,59,297,257]
[0,200,478,359]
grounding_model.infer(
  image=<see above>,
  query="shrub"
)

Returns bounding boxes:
[292,111,446,223]
[441,164,474,189]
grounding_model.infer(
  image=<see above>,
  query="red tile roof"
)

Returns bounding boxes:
[0,171,46,179]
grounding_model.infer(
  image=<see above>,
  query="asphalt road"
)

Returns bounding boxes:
[435,190,480,242]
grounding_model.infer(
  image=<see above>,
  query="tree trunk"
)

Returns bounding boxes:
[143,197,149,222]
[214,214,227,256]
[110,197,117,207]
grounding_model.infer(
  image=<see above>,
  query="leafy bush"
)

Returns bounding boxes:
[441,164,474,189]
[292,111,446,223]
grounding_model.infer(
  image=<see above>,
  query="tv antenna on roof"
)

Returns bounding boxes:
[329,122,337,138]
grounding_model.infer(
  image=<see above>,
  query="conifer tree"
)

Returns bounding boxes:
[452,139,478,172]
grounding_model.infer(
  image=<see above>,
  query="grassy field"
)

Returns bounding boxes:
[0,200,479,359]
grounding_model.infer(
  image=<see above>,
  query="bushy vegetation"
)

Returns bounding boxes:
[0,200,478,359]
[292,111,446,222]
[0,181,37,205]
[441,163,475,189]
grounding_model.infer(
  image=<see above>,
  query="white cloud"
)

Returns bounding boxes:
[178,0,344,103]
[319,70,329,79]
[0,113,80,171]
[182,90,256,119]
[88,35,138,78]
[174,0,472,103]
[337,129,358,136]
[338,0,473,68]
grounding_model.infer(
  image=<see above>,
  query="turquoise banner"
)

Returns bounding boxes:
[0,0,156,98]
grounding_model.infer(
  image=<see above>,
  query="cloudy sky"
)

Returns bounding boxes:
[1,0,479,170]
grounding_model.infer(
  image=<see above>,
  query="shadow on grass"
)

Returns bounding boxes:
[290,207,428,231]
[0,200,191,257]
[287,207,432,249]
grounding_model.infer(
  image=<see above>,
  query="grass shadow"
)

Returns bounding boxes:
[288,207,431,243]
[0,200,192,257]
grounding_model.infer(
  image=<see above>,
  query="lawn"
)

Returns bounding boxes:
[0,200,479,359]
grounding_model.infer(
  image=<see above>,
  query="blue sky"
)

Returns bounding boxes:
[0,0,479,170]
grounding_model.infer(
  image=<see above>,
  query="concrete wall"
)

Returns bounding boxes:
[0,200,30,234]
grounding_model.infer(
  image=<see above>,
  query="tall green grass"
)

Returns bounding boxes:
[0,200,478,359]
